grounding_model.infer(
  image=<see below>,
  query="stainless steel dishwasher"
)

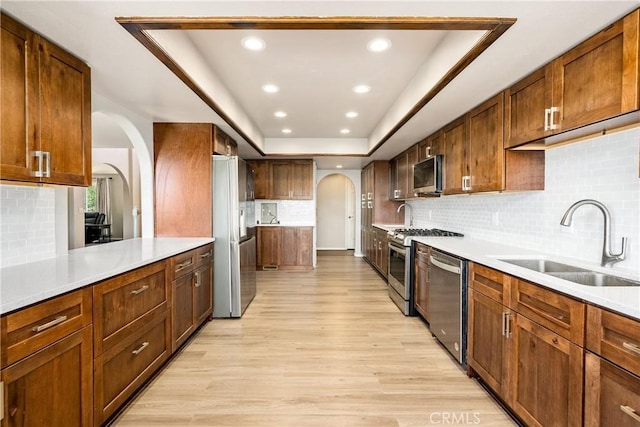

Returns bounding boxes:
[428,248,468,365]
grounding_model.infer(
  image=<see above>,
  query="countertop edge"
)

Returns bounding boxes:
[1,237,215,315]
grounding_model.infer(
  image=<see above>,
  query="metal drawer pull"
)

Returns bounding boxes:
[32,315,67,333]
[130,285,149,295]
[505,313,512,338]
[623,342,640,356]
[199,251,212,259]
[175,259,193,271]
[132,341,149,355]
[501,312,507,337]
[620,405,640,423]
[194,271,201,288]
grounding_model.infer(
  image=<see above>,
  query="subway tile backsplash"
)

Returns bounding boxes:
[0,185,57,267]
[254,200,316,226]
[408,128,640,273]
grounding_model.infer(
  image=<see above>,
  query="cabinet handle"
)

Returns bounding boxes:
[462,176,471,191]
[361,194,366,201]
[361,201,365,209]
[501,312,507,337]
[367,192,372,200]
[43,151,51,178]
[175,259,193,272]
[194,271,201,288]
[130,285,149,295]
[621,405,640,423]
[199,251,212,259]
[502,313,512,338]
[544,108,551,131]
[131,341,149,355]
[367,201,373,209]
[549,106,559,130]
[623,342,640,356]
[33,151,44,178]
[378,241,382,250]
[0,381,3,421]
[426,146,431,158]
[32,315,67,333]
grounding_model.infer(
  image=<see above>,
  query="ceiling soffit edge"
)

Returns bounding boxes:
[117,15,515,158]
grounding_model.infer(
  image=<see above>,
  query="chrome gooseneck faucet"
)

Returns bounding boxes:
[560,199,627,267]
[397,203,414,227]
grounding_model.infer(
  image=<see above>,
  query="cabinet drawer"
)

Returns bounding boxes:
[585,352,640,427]
[1,287,92,368]
[587,306,640,377]
[94,309,169,425]
[195,243,214,268]
[93,261,168,354]
[171,250,196,279]
[469,263,508,304]
[510,278,585,345]
[414,243,429,263]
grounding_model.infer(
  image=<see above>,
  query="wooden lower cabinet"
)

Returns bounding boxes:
[172,272,195,351]
[257,226,313,270]
[413,243,430,321]
[194,263,214,326]
[585,352,640,427]
[1,326,93,427]
[510,313,583,427]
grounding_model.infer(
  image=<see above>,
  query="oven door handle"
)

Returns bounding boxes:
[388,243,406,256]
[430,256,461,274]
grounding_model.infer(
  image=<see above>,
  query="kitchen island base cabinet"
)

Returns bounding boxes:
[1,326,93,427]
[257,227,313,270]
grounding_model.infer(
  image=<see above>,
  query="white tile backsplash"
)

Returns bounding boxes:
[0,185,57,267]
[408,128,640,273]
[255,200,316,226]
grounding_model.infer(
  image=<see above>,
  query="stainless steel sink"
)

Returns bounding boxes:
[499,259,589,273]
[498,258,640,287]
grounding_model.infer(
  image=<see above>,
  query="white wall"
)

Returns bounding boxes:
[407,127,640,274]
[316,170,362,256]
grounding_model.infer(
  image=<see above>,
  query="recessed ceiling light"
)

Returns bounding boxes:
[241,36,266,51]
[274,111,287,118]
[336,165,343,169]
[353,84,371,94]
[367,38,392,52]
[262,84,279,93]
[340,129,350,134]
[282,128,292,134]
[346,111,358,118]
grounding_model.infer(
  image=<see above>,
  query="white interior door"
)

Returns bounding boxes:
[317,174,347,249]
[345,178,356,249]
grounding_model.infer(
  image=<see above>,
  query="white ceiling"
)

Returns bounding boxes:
[2,1,639,170]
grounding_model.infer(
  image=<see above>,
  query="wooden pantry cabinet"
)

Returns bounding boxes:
[0,288,94,427]
[467,263,585,427]
[505,9,640,148]
[0,13,91,187]
[257,226,313,270]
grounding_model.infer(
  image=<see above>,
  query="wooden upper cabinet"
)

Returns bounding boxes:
[291,160,314,199]
[212,126,237,156]
[390,145,418,200]
[0,13,91,186]
[442,116,466,195]
[505,66,553,148]
[248,160,269,199]
[270,160,292,199]
[466,93,505,193]
[552,10,639,132]
[418,130,444,162]
[505,9,640,148]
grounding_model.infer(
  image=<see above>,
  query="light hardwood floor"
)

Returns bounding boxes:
[113,255,516,426]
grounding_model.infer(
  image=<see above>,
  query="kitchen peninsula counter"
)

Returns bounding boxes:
[412,235,640,320]
[0,237,214,315]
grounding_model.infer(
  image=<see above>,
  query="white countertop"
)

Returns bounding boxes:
[255,223,315,227]
[372,223,405,232]
[411,236,640,320]
[0,237,214,315]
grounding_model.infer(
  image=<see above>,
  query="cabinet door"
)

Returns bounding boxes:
[291,160,313,199]
[248,160,270,199]
[378,233,388,279]
[388,157,399,200]
[443,117,466,195]
[396,153,409,199]
[270,161,291,199]
[406,145,418,198]
[257,227,281,268]
[0,15,38,182]
[552,10,639,133]
[504,66,552,148]
[193,263,213,327]
[1,326,93,427]
[296,227,314,267]
[172,273,194,351]
[280,227,299,267]
[467,288,510,398]
[418,130,444,161]
[584,352,640,427]
[510,314,583,427]
[466,92,505,193]
[414,244,429,321]
[37,36,91,187]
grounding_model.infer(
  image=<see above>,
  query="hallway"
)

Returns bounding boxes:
[114,254,515,426]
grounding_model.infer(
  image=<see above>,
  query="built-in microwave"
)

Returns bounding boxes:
[413,154,443,194]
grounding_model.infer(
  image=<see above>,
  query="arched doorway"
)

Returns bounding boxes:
[316,174,356,251]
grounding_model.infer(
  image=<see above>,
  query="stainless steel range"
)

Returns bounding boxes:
[387,228,463,315]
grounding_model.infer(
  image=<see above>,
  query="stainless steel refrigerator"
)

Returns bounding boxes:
[212,155,256,318]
